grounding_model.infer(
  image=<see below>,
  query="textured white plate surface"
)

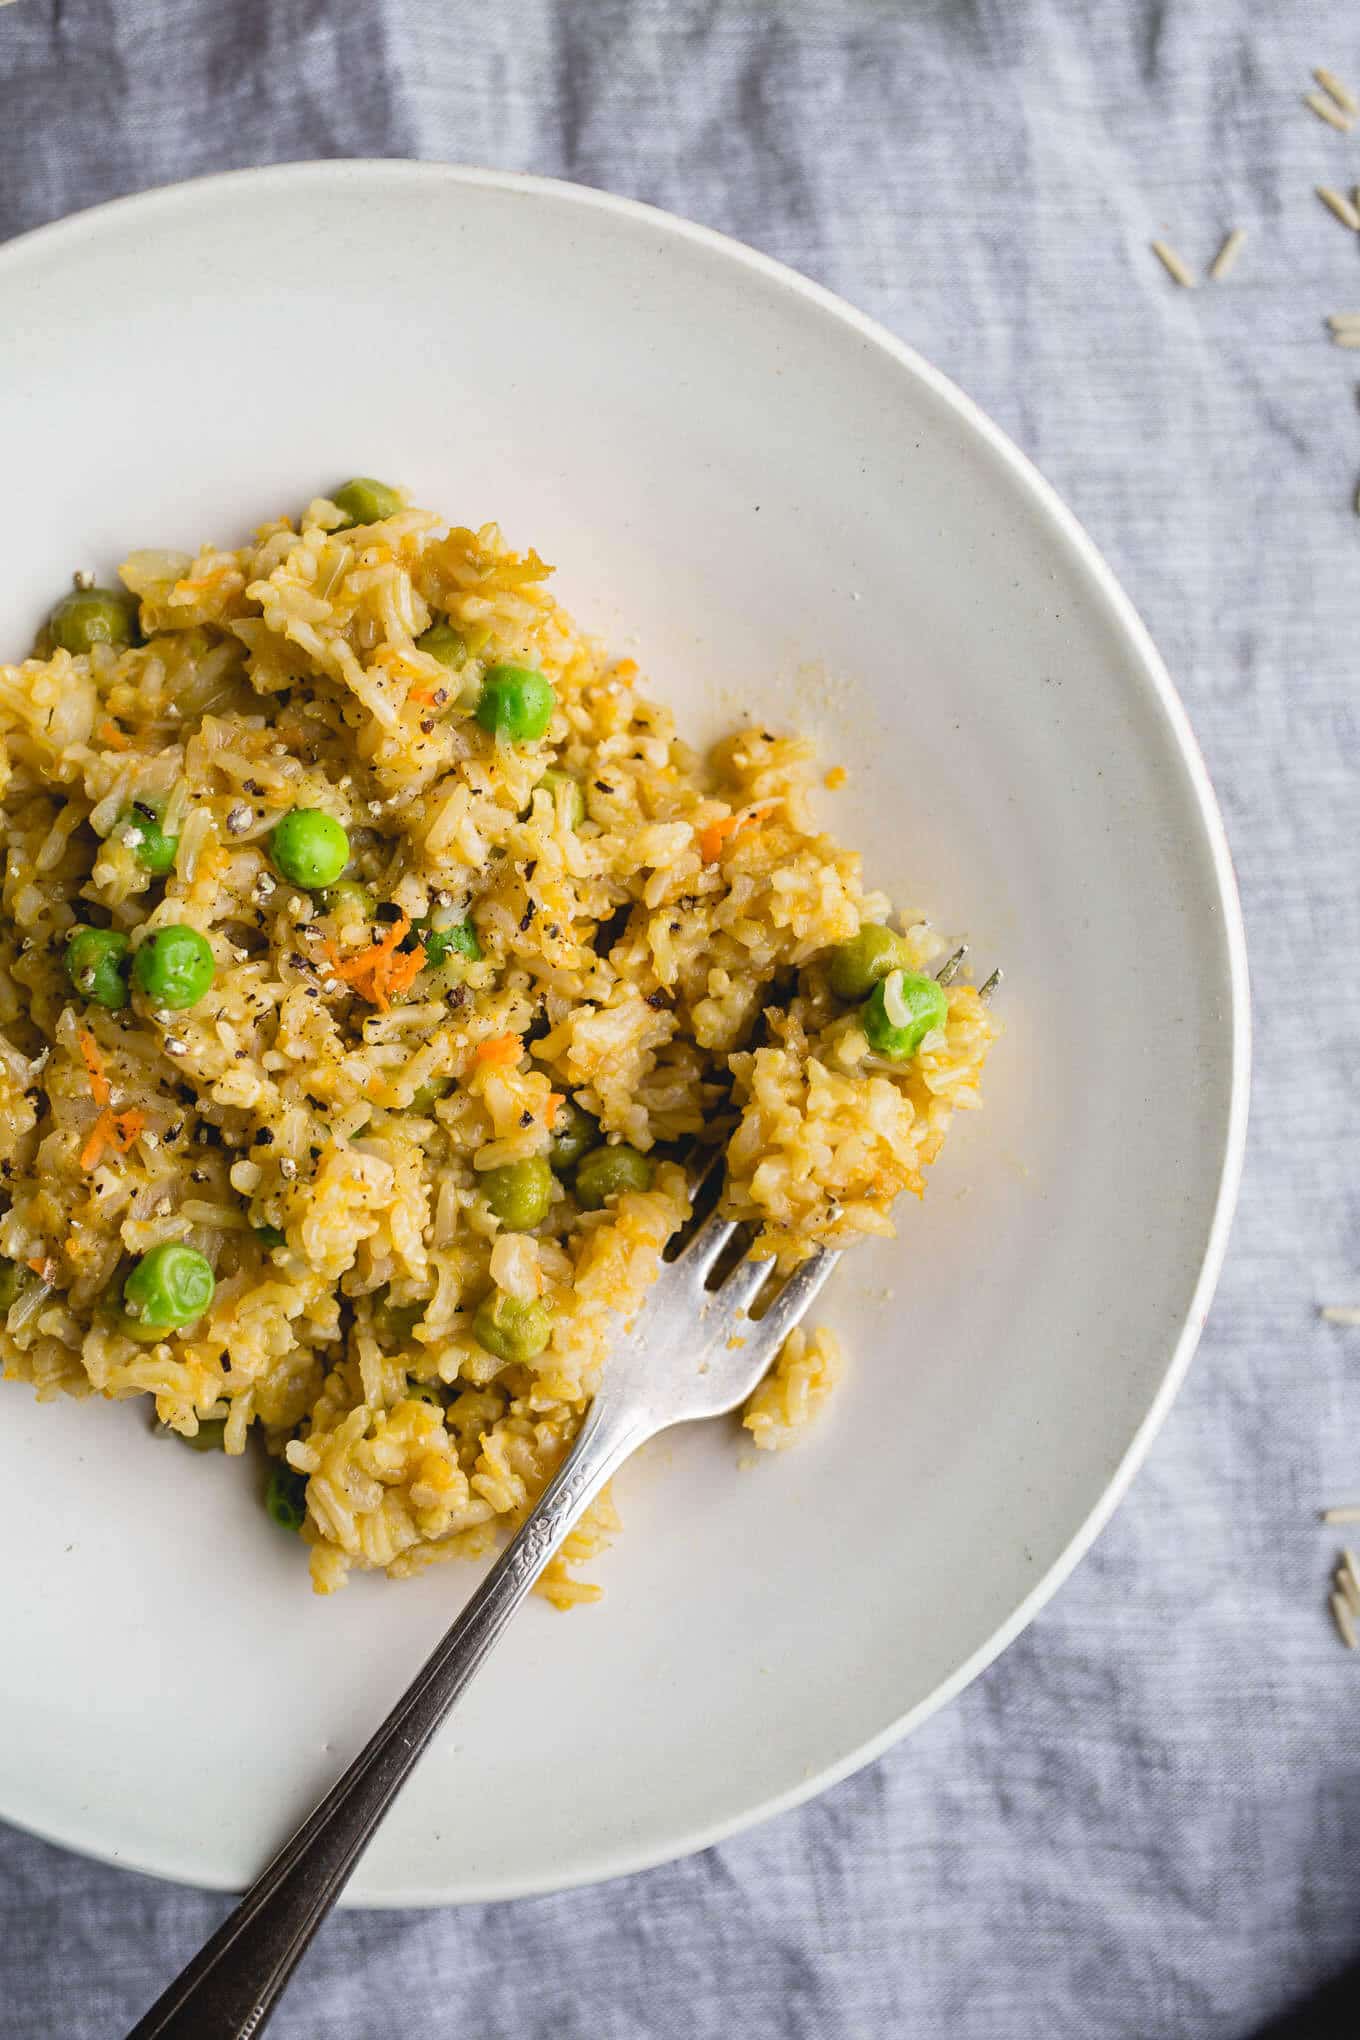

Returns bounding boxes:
[0,163,1248,1904]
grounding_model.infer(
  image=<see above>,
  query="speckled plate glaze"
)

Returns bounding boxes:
[0,163,1248,1904]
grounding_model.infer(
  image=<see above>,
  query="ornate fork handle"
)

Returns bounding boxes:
[128,1392,652,2040]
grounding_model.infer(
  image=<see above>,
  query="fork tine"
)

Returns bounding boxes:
[684,1144,728,1207]
[713,1252,774,1314]
[683,1206,741,1281]
[752,1248,841,1348]
[935,944,967,985]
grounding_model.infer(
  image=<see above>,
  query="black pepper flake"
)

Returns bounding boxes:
[594,779,612,793]
[546,923,560,938]
[447,984,468,1012]
[190,1167,209,1184]
[646,989,668,1009]
[165,1123,182,1142]
[519,1109,533,1127]
[519,902,537,930]
[254,1129,275,1147]
[524,860,537,881]
[432,688,448,707]
[309,1145,321,1160]
[244,778,264,796]
[287,952,309,971]
[234,1048,249,1059]
[419,719,435,735]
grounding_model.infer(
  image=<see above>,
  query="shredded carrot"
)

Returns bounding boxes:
[80,1109,144,1175]
[614,658,639,680]
[173,565,235,595]
[322,915,426,1014]
[409,685,438,706]
[26,1255,47,1276]
[79,1120,108,1170]
[473,1034,522,1068]
[75,1028,111,1108]
[79,1107,143,1172]
[696,802,777,864]
[97,720,131,750]
[545,1091,565,1123]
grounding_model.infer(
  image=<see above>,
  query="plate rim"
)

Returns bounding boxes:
[0,158,1251,1905]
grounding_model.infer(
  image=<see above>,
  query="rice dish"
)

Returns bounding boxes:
[0,484,995,1600]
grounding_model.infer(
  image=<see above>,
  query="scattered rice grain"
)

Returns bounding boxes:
[1207,228,1247,281]
[1150,239,1196,289]
[1314,66,1359,117]
[1306,90,1355,134]
[1317,187,1360,232]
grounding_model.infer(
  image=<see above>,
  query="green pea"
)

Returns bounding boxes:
[318,879,375,919]
[416,622,469,671]
[373,1288,423,1344]
[0,1258,26,1313]
[407,1076,454,1114]
[49,587,139,655]
[331,478,403,529]
[474,664,556,744]
[418,917,481,966]
[536,768,585,828]
[403,1378,445,1409]
[547,1097,597,1173]
[123,1242,215,1334]
[115,798,178,876]
[481,1157,553,1231]
[472,1291,553,1364]
[573,1143,654,1210]
[270,808,350,890]
[861,969,948,1060]
[64,925,131,1009]
[181,1417,228,1453]
[265,1463,309,1532]
[253,1223,286,1249]
[827,924,913,1002]
[132,925,215,1009]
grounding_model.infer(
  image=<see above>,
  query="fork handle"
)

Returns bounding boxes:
[127,1394,651,2040]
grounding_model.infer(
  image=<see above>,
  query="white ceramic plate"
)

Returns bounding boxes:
[0,163,1248,1904]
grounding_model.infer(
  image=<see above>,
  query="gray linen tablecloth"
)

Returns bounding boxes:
[2,3,1359,2035]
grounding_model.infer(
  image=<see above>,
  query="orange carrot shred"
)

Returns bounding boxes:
[545,1091,565,1122]
[75,1028,111,1107]
[80,1115,112,1170]
[26,1255,47,1276]
[98,720,131,750]
[473,1034,522,1068]
[697,802,776,863]
[322,915,425,1014]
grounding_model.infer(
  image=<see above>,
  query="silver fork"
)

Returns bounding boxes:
[128,947,997,2039]
[127,1164,838,2039]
